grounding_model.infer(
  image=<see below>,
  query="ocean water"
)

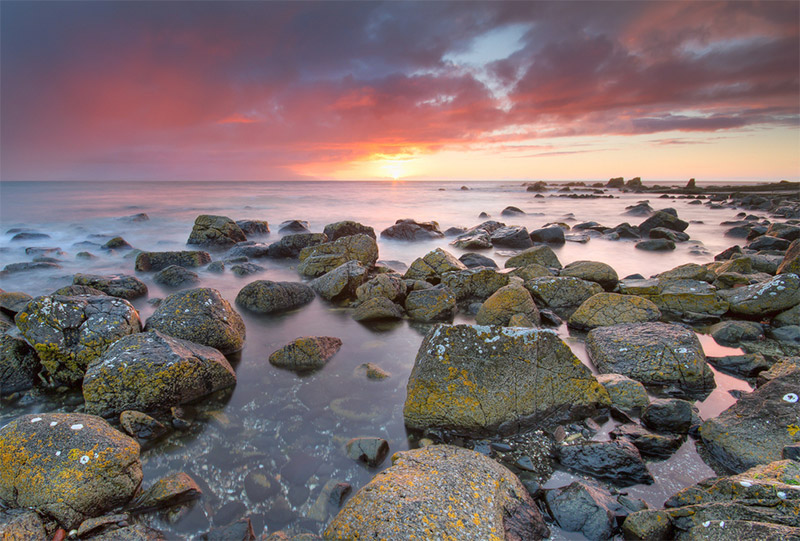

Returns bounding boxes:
[0,180,756,538]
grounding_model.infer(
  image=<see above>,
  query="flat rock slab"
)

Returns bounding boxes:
[568,292,661,330]
[719,273,800,317]
[134,251,211,272]
[404,324,609,436]
[557,439,653,487]
[0,413,142,529]
[324,445,550,540]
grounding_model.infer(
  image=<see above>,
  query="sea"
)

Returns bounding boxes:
[0,180,759,538]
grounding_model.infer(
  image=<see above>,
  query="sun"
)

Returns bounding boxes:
[381,161,406,180]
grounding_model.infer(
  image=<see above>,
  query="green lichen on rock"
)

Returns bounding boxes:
[269,336,342,372]
[134,251,211,272]
[404,286,456,322]
[324,445,550,540]
[596,374,650,412]
[145,288,245,354]
[83,331,236,417]
[642,279,729,318]
[404,324,610,436]
[719,273,800,317]
[475,283,540,326]
[236,280,315,314]
[524,276,603,317]
[656,263,715,283]
[405,248,467,283]
[505,245,562,270]
[297,234,378,277]
[353,296,404,321]
[355,273,407,304]
[778,239,800,275]
[14,295,141,386]
[186,214,246,247]
[441,268,509,301]
[568,293,661,330]
[560,260,619,291]
[310,261,370,301]
[0,413,142,529]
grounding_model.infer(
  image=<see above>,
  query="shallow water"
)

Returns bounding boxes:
[0,180,763,538]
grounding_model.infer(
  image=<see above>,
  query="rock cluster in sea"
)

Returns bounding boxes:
[0,184,798,540]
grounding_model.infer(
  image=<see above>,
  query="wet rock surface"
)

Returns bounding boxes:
[73,273,148,300]
[269,336,342,372]
[134,250,211,272]
[568,292,661,330]
[557,439,653,487]
[187,215,247,247]
[235,280,315,314]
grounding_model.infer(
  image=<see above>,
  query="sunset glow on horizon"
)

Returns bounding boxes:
[1,1,798,182]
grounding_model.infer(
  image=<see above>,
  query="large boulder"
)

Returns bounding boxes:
[490,226,533,249]
[700,369,800,473]
[560,261,619,291]
[440,268,509,301]
[0,413,142,529]
[404,286,456,322]
[235,280,315,314]
[404,324,610,436]
[134,250,211,272]
[524,277,603,317]
[297,234,379,277]
[405,248,467,283]
[0,330,40,395]
[187,215,246,247]
[266,233,327,258]
[505,245,562,269]
[475,283,540,326]
[355,274,407,304]
[323,220,375,241]
[15,295,141,385]
[719,273,800,317]
[145,288,245,354]
[83,331,236,417]
[310,260,369,301]
[380,219,443,241]
[568,293,661,330]
[269,336,342,372]
[73,273,148,300]
[324,445,549,540]
[586,322,715,398]
[777,239,800,274]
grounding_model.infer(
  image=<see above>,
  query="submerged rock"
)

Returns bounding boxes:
[404,324,609,436]
[345,437,389,467]
[324,445,550,540]
[278,219,310,233]
[490,226,533,249]
[134,250,211,272]
[269,336,342,372]
[235,280,315,314]
[0,413,142,529]
[235,219,270,236]
[130,472,202,512]
[84,331,236,417]
[530,226,565,245]
[73,273,148,300]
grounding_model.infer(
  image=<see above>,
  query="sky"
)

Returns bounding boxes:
[1,1,798,182]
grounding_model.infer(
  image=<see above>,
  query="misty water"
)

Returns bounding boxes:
[0,180,757,538]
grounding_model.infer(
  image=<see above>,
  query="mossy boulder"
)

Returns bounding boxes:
[355,274,407,304]
[568,293,661,330]
[380,219,444,241]
[324,445,550,540]
[297,234,379,278]
[323,220,375,241]
[505,245,562,269]
[404,286,456,322]
[0,291,33,316]
[15,295,142,386]
[353,297,404,322]
[83,331,236,417]
[507,264,553,281]
[404,324,610,436]
[134,250,211,272]
[700,369,800,473]
[0,509,47,539]
[53,284,107,296]
[235,219,270,236]
[187,214,246,247]
[642,279,729,318]
[235,280,315,314]
[266,233,328,258]
[310,261,369,301]
[475,283,540,326]
[586,322,715,399]
[269,336,342,372]
[130,471,202,512]
[777,239,800,275]
[72,273,148,300]
[596,374,649,412]
[0,330,40,395]
[719,273,800,317]
[451,230,492,250]
[656,263,715,283]
[152,265,200,288]
[0,413,142,529]
[524,277,603,317]
[405,248,467,283]
[560,260,619,291]
[440,268,509,301]
[145,288,245,354]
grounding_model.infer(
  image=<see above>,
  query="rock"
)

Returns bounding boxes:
[297,234,378,277]
[0,291,33,316]
[134,251,211,272]
[649,227,689,242]
[356,362,391,380]
[84,331,236,417]
[204,518,256,540]
[355,274,407,303]
[784,442,800,460]
[306,479,352,522]
[610,424,684,459]
[458,253,497,268]
[545,481,618,541]
[119,410,168,440]
[15,295,141,385]
[404,325,609,436]
[405,248,467,283]
[568,293,661,330]
[596,374,649,412]
[236,280,315,314]
[530,226,565,245]
[557,439,653,486]
[244,471,279,503]
[230,262,264,277]
[278,220,310,233]
[352,297,404,321]
[777,239,800,274]
[130,472,202,512]
[451,230,492,250]
[404,286,456,322]
[440,268,509,301]
[380,219,443,241]
[501,205,525,216]
[774,304,800,327]
[771,325,800,344]
[642,398,694,433]
[622,509,673,540]
[706,353,771,378]
[719,274,800,317]
[235,220,270,236]
[323,220,375,241]
[268,336,342,372]
[346,437,389,467]
[507,264,553,282]
[710,320,765,345]
[700,370,800,472]
[560,261,619,291]
[324,445,550,540]
[0,508,47,539]
[53,284,107,296]
[0,413,142,529]
[0,330,40,394]
[490,226,533,249]
[310,260,369,301]
[75,513,131,538]
[642,279,729,319]
[505,245,562,269]
[227,242,271,259]
[153,264,200,287]
[266,233,327,258]
[145,288,245,354]
[586,322,715,399]
[475,283,540,326]
[766,223,800,241]
[2,261,62,274]
[101,236,132,251]
[658,263,715,283]
[748,235,791,251]
[524,277,603,317]
[635,239,676,251]
[72,273,148,300]
[10,231,50,241]
[638,210,689,236]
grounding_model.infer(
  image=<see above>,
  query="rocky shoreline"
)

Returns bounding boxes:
[0,180,799,540]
